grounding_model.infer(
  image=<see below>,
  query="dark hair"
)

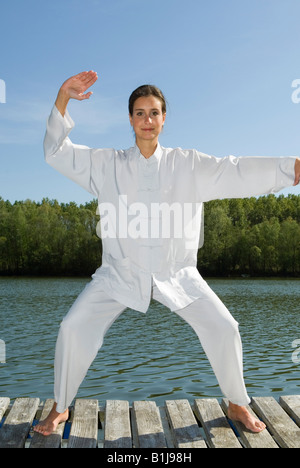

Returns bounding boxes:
[128,84,167,116]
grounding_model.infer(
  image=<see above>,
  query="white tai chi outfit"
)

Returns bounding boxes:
[44,105,296,413]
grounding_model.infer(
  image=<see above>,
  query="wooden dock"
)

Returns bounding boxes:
[0,395,300,448]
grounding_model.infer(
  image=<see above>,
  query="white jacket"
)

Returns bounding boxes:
[44,105,295,312]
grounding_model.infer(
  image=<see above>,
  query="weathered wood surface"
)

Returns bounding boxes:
[251,396,300,448]
[0,395,300,448]
[67,399,99,448]
[279,395,300,427]
[195,398,241,448]
[104,400,132,448]
[165,399,206,448]
[131,400,167,448]
[0,398,10,421]
[0,398,40,448]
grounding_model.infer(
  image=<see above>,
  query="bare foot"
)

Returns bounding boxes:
[34,403,69,436]
[228,402,266,433]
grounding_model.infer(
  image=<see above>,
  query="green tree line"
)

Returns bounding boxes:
[0,194,299,277]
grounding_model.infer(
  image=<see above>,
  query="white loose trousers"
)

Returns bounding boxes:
[54,278,250,413]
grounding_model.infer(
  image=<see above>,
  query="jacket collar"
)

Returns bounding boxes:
[132,142,163,164]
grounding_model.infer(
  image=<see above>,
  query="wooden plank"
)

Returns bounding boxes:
[29,399,65,448]
[165,399,206,448]
[251,396,300,448]
[158,406,175,448]
[132,401,167,448]
[194,398,241,448]
[0,397,39,448]
[0,397,10,421]
[1,395,300,449]
[221,399,278,448]
[67,399,99,448]
[104,400,132,448]
[279,395,300,427]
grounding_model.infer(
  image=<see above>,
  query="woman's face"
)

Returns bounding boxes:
[129,95,166,144]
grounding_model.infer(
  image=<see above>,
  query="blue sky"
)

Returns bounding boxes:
[0,0,299,204]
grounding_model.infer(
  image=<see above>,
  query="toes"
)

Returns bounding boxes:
[34,425,44,434]
[254,420,266,432]
[33,423,49,435]
[33,426,42,434]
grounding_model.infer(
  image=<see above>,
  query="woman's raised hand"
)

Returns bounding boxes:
[55,70,98,116]
[60,71,98,100]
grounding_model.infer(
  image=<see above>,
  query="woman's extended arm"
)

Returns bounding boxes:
[194,151,298,202]
[55,70,98,116]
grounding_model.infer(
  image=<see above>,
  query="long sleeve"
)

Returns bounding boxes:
[43,105,111,196]
[194,151,296,202]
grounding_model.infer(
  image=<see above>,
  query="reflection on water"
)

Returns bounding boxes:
[0,276,299,406]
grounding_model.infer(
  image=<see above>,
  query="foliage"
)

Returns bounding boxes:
[0,198,100,276]
[198,194,300,276]
[0,195,299,276]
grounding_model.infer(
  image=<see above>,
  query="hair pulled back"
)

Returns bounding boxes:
[128,85,167,116]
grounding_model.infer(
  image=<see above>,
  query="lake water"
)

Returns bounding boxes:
[0,276,299,407]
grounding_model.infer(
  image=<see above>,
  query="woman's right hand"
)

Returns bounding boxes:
[55,70,98,116]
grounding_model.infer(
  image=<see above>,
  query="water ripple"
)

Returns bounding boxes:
[0,277,299,405]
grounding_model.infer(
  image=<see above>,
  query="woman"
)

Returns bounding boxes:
[35,71,299,436]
